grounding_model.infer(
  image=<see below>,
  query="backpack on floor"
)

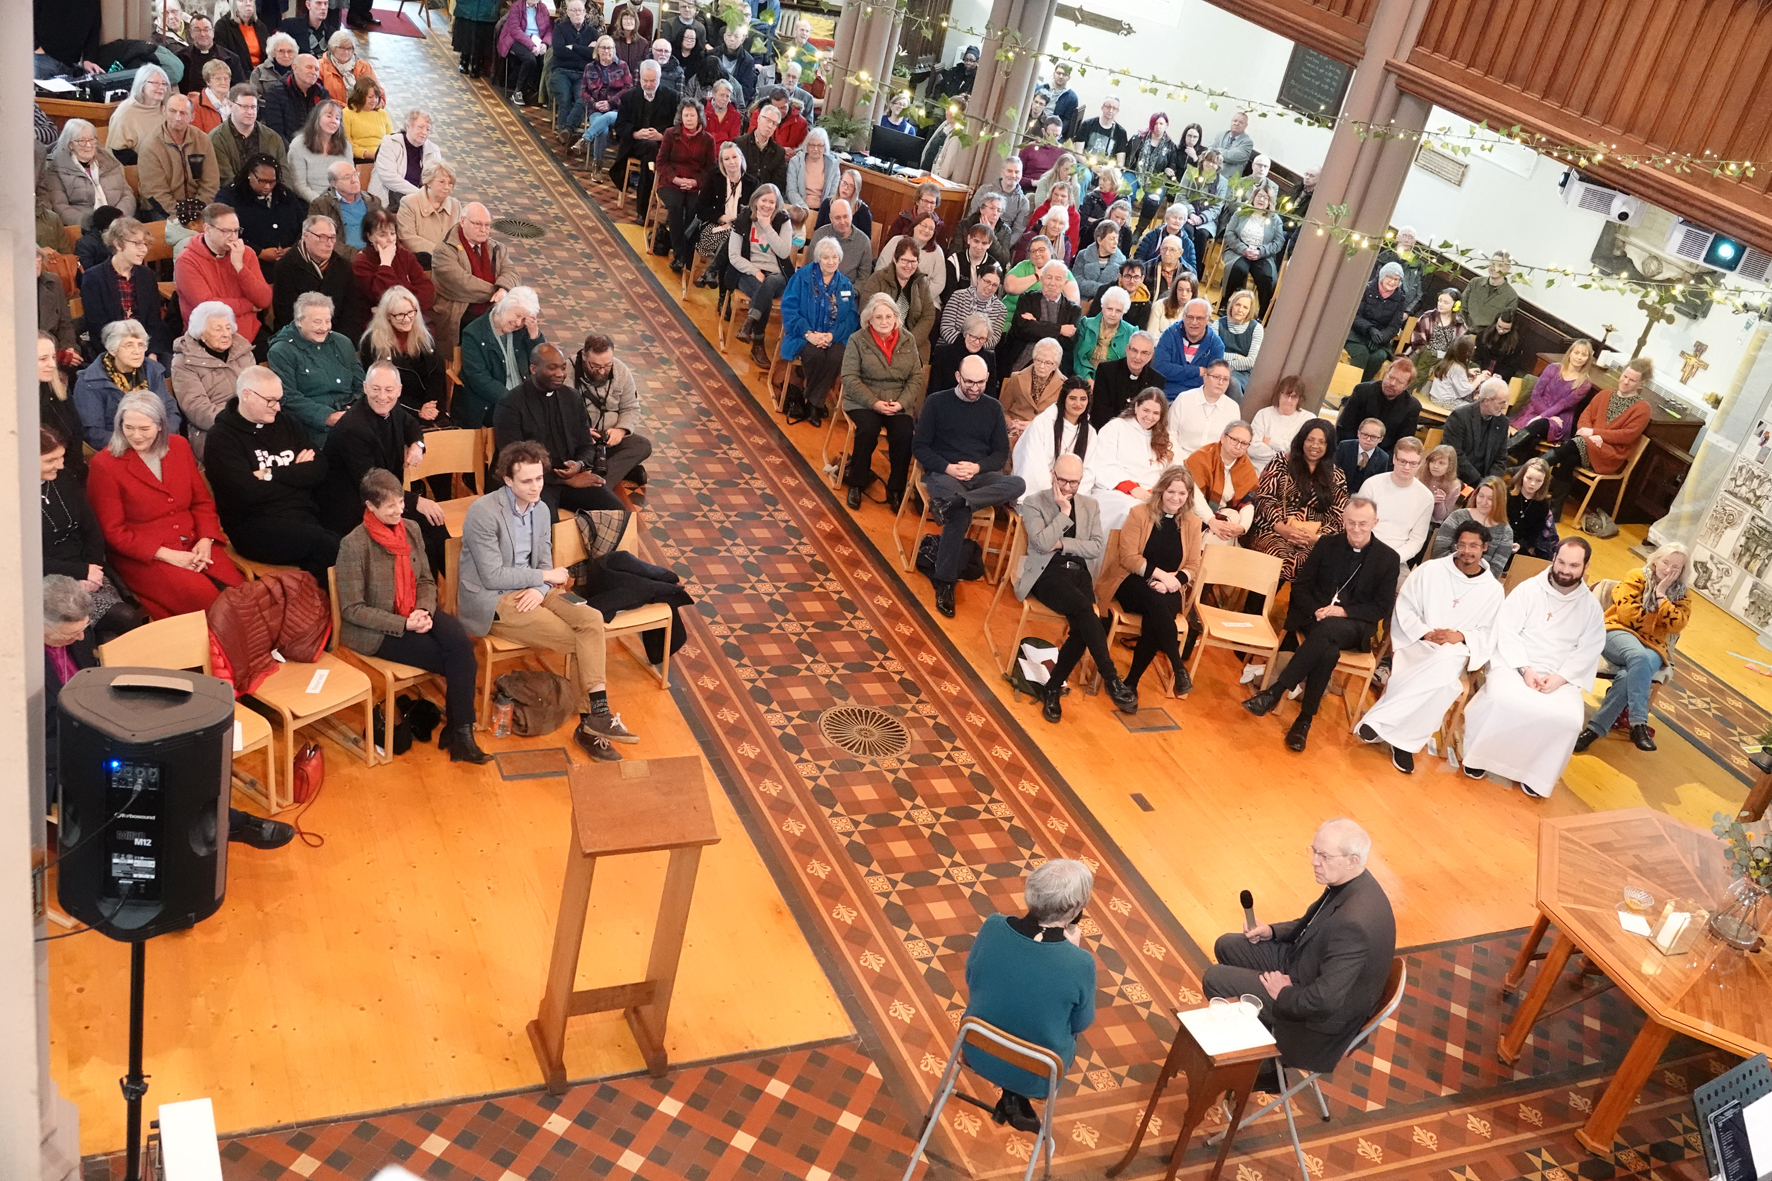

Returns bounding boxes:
[494,670,578,736]
[1582,509,1620,539]
[915,534,987,582]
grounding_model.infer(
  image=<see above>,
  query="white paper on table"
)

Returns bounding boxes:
[1176,1004,1276,1057]
[1743,1091,1772,1177]
[1219,621,1254,628]
[1617,911,1652,936]
[35,78,78,94]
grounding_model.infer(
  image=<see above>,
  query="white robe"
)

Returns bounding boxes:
[1013,407,1098,503]
[1091,417,1171,534]
[1461,571,1607,795]
[1359,557,1504,753]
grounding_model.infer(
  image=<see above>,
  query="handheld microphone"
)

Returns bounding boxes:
[1240,889,1258,931]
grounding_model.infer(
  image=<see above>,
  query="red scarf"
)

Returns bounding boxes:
[363,509,417,616]
[872,326,900,364]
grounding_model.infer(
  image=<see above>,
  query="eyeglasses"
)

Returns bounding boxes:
[1223,435,1251,448]
[306,229,337,241]
[1053,477,1082,489]
[389,309,417,320]
[1307,846,1349,862]
[211,224,241,237]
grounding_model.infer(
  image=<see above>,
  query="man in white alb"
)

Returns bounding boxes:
[1459,536,1606,797]
[1357,519,1504,773]
[1357,435,1433,568]
[1168,359,1239,460]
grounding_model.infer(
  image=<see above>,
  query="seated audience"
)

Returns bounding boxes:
[1018,116,1068,190]
[1001,338,1065,445]
[877,214,946,301]
[858,238,939,345]
[840,295,926,511]
[1404,286,1466,361]
[1134,205,1196,275]
[250,32,298,94]
[1358,436,1432,563]
[1097,464,1201,697]
[279,0,337,55]
[1074,221,1126,311]
[138,93,219,222]
[1358,522,1504,772]
[1543,356,1654,518]
[655,100,717,272]
[1248,418,1347,585]
[691,141,753,286]
[1508,458,1557,560]
[1013,379,1095,503]
[395,162,461,263]
[1216,290,1263,399]
[1461,251,1519,333]
[1092,388,1174,535]
[611,61,680,223]
[951,196,1015,279]
[1508,339,1594,460]
[88,389,245,618]
[884,182,947,249]
[459,286,545,428]
[273,212,364,337]
[878,91,915,135]
[1334,417,1390,488]
[1445,377,1511,486]
[209,87,290,189]
[360,285,451,427]
[1143,265,1193,337]
[218,153,306,261]
[962,858,1096,1134]
[1343,262,1409,381]
[42,121,136,225]
[493,344,623,515]
[1371,227,1424,313]
[171,301,255,461]
[1175,145,1226,266]
[1220,185,1284,318]
[699,79,743,146]
[1243,498,1397,751]
[1336,357,1418,452]
[573,334,652,493]
[433,203,518,359]
[459,440,639,761]
[105,66,174,165]
[263,54,326,143]
[816,169,874,238]
[967,158,1030,240]
[1248,374,1310,470]
[175,202,274,344]
[1472,310,1525,385]
[1420,443,1462,527]
[809,199,874,286]
[1429,477,1513,580]
[779,239,861,427]
[41,426,142,640]
[574,36,632,162]
[1072,287,1132,384]
[1185,419,1256,549]
[338,467,489,763]
[1026,183,1081,260]
[1088,331,1157,428]
[1427,334,1478,411]
[344,79,393,162]
[1460,537,1605,797]
[1203,819,1395,1081]
[180,12,246,90]
[352,208,432,318]
[737,105,787,193]
[1077,170,1126,246]
[80,217,175,368]
[369,109,443,208]
[938,262,1006,347]
[39,333,86,482]
[1014,453,1138,718]
[1004,262,1081,373]
[319,361,448,570]
[727,184,795,368]
[1151,298,1224,399]
[268,291,365,444]
[1169,360,1239,460]
[215,0,274,72]
[1576,545,1689,753]
[784,128,839,239]
[73,321,183,452]
[929,314,999,408]
[1002,235,1078,318]
[498,0,551,107]
[911,356,1022,617]
[288,98,351,203]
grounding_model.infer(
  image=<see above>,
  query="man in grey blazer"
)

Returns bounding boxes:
[458,439,637,761]
[1014,454,1139,722]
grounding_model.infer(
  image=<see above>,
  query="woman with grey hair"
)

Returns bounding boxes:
[41,119,137,224]
[1343,260,1410,379]
[105,65,174,162]
[87,391,244,618]
[172,302,255,461]
[779,235,861,428]
[784,126,840,238]
[962,858,1097,1132]
[1577,543,1690,753]
[267,290,366,444]
[43,574,98,793]
[71,320,182,452]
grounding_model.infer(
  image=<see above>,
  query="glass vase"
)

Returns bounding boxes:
[1708,877,1770,951]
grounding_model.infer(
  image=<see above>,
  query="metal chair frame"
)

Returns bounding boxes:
[899,1016,1061,1181]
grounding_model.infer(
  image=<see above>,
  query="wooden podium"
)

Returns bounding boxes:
[527,756,721,1093]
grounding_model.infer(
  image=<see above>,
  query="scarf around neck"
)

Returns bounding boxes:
[102,354,148,393]
[362,509,417,616]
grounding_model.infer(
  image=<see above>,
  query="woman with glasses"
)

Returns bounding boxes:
[41,120,137,225]
[360,285,451,428]
[79,216,176,368]
[170,302,255,461]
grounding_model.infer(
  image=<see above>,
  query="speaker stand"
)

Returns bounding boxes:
[122,940,149,1181]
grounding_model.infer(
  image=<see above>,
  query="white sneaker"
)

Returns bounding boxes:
[1239,663,1265,685]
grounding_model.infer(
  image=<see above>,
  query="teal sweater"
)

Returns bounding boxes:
[266,323,365,446]
[962,914,1096,1098]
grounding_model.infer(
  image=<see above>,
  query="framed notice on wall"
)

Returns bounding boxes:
[1277,44,1354,121]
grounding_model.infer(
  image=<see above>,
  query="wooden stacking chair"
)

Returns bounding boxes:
[1501,555,1549,594]
[327,568,447,756]
[222,545,297,581]
[1187,546,1284,687]
[893,459,1003,579]
[243,607,378,805]
[983,515,1070,676]
[1571,435,1651,532]
[551,515,673,689]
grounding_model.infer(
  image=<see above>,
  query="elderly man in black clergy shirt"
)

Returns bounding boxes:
[492,344,625,517]
[1204,817,1397,1090]
[609,59,678,227]
[1336,355,1419,452]
[1243,497,1398,751]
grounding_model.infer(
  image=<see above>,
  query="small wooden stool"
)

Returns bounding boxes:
[1108,1004,1276,1181]
[527,756,721,1093]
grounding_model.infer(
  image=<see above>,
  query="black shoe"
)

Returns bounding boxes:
[1630,723,1657,751]
[1242,686,1282,717]
[1573,726,1601,753]
[1357,723,1381,744]
[846,485,862,509]
[1107,676,1139,715]
[228,808,294,850]
[365,12,382,23]
[927,495,953,524]
[1390,746,1415,774]
[670,260,686,274]
[629,464,648,487]
[885,489,903,514]
[574,724,622,762]
[750,341,770,369]
[933,580,956,618]
[808,407,825,428]
[992,1089,1042,1133]
[446,723,493,764]
[734,319,755,342]
[1285,714,1312,752]
[1463,765,1487,779]
[1172,665,1193,696]
[1041,685,1063,723]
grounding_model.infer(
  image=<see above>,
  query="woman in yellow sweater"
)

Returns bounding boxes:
[1576,544,1690,752]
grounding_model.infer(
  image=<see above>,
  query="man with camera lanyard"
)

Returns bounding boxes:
[572,333,653,502]
[492,343,625,517]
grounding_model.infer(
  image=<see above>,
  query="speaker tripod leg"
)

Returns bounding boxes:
[123,940,149,1181]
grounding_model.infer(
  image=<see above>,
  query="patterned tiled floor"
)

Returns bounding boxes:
[81,22,1728,1181]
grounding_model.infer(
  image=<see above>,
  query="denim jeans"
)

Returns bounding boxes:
[549,67,584,130]
[1590,629,1662,731]
[583,109,619,158]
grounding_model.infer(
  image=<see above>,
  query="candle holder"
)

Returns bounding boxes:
[1650,897,1707,956]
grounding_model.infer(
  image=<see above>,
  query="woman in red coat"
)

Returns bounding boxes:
[655,99,717,273]
[353,209,436,321]
[86,391,245,619]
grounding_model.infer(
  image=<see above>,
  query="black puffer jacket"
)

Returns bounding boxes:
[1348,277,1408,348]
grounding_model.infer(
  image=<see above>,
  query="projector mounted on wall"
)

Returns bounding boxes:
[1559,170,1643,224]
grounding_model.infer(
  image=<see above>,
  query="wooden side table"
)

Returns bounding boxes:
[526,756,721,1094]
[1108,1007,1276,1181]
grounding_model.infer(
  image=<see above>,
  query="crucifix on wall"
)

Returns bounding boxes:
[1680,341,1711,384]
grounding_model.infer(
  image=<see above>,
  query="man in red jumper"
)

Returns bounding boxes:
[174,202,274,345]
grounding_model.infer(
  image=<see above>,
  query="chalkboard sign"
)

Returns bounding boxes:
[1277,44,1354,121]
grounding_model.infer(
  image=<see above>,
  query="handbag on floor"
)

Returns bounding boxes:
[292,742,324,805]
[495,670,578,736]
[915,533,987,582]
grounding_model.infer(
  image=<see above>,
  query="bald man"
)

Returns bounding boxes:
[1203,818,1397,1083]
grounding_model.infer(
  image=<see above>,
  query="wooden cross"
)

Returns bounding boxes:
[1680,341,1710,384]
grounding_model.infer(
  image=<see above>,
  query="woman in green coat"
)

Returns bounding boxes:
[266,291,365,445]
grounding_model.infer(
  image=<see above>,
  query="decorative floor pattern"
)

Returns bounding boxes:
[77,26,1728,1181]
[1651,653,1772,786]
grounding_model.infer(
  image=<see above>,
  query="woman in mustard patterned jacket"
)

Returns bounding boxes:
[1576,544,1690,753]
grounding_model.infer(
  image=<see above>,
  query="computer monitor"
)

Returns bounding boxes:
[868,125,925,169]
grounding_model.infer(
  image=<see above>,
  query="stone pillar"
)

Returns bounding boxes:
[831,2,905,127]
[945,0,1055,191]
[1242,0,1433,414]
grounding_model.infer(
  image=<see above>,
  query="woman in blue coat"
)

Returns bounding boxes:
[71,320,182,452]
[79,217,175,367]
[777,237,859,428]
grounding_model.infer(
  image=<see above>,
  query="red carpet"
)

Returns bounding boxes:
[369,5,428,37]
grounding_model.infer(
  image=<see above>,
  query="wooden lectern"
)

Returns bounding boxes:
[527,756,721,1093]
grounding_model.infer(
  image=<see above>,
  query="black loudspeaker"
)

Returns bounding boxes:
[56,668,235,941]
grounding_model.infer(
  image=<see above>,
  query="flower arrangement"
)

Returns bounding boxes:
[1712,813,1772,888]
